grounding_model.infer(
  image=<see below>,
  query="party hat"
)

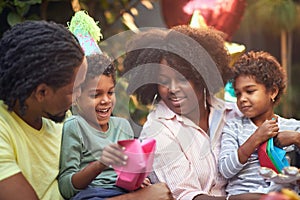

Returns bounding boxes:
[68,10,103,55]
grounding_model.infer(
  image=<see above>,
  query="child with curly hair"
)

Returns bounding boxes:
[58,54,158,200]
[219,51,300,196]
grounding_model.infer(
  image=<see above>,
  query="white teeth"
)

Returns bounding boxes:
[170,97,180,101]
[97,108,109,113]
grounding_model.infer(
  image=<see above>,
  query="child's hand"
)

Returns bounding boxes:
[274,131,300,148]
[140,177,152,189]
[254,119,279,145]
[99,143,128,167]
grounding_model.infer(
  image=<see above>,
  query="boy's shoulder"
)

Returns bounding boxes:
[110,116,128,122]
[64,114,80,124]
[110,116,131,126]
[109,116,134,137]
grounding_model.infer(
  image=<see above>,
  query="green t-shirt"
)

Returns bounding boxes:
[58,115,134,199]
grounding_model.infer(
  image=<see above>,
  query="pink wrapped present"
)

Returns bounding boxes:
[113,138,156,191]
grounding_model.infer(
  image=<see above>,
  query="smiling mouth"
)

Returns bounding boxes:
[96,108,110,113]
[169,97,180,101]
[96,107,111,118]
[168,96,185,107]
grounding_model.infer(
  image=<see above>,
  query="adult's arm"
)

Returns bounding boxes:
[0,173,39,200]
[107,182,174,200]
[275,131,300,148]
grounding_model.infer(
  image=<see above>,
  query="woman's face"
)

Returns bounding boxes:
[76,74,116,131]
[158,59,201,119]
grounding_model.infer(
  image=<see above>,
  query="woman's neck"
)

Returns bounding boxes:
[198,108,210,133]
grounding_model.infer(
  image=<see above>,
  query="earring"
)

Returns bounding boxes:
[150,94,158,111]
[151,93,158,105]
[204,88,207,110]
[271,97,275,103]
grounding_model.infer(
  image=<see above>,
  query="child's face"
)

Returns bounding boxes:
[158,59,201,119]
[234,75,276,121]
[77,74,115,131]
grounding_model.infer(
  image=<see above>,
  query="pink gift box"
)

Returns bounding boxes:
[113,138,156,191]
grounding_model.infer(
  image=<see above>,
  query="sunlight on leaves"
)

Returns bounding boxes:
[122,12,139,32]
[141,0,153,9]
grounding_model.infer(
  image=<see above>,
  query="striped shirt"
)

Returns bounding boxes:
[219,115,300,195]
[140,98,239,199]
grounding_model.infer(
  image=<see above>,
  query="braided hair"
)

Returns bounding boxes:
[0,20,84,114]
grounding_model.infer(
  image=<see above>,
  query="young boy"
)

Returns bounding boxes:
[58,54,152,200]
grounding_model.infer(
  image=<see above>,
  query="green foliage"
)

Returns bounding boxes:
[246,0,298,35]
[13,0,41,7]
[7,11,23,26]
[1,0,41,26]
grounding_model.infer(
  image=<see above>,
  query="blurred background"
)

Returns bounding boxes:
[1,0,300,124]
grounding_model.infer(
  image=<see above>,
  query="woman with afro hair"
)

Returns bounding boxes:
[124,25,264,200]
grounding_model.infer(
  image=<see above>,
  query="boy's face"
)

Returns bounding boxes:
[77,74,116,131]
[234,75,275,122]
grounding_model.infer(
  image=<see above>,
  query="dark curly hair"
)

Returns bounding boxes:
[84,54,116,88]
[123,26,231,105]
[123,28,167,105]
[170,25,232,84]
[232,51,286,103]
[0,20,84,114]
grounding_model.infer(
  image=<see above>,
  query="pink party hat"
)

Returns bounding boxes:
[68,10,102,55]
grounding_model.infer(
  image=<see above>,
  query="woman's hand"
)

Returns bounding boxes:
[140,177,152,189]
[274,131,300,148]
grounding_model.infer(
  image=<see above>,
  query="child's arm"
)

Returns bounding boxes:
[219,119,246,178]
[71,143,127,190]
[238,119,279,163]
[274,131,300,148]
[219,119,278,179]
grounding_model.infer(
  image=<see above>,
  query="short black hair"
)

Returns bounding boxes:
[0,20,84,113]
[84,54,116,88]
